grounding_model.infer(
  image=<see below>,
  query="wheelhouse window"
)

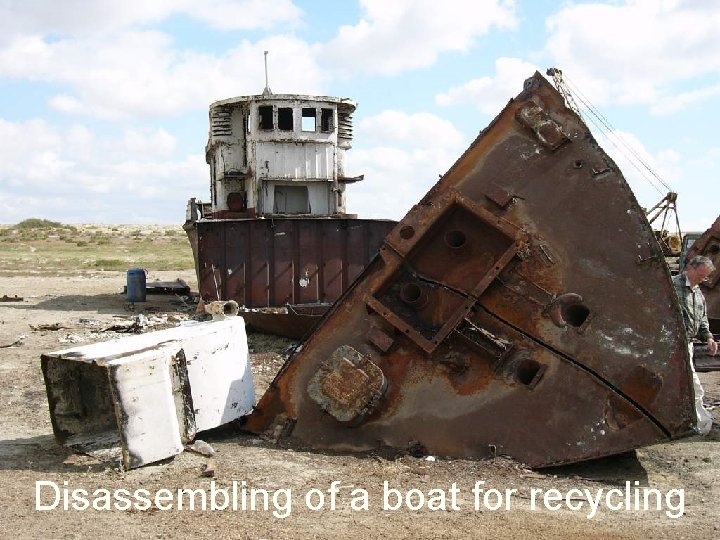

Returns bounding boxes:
[302,108,316,132]
[258,105,273,130]
[278,107,293,131]
[321,108,334,132]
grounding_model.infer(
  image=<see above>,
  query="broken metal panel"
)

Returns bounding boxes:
[42,318,253,469]
[109,346,187,468]
[246,72,695,467]
[241,305,327,340]
[196,218,396,308]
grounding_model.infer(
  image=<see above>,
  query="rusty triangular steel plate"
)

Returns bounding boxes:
[246,72,696,467]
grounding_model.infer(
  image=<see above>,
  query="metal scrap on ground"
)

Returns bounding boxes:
[41,317,254,470]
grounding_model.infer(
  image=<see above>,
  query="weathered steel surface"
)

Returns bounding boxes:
[241,304,328,340]
[42,318,253,469]
[245,72,696,467]
[195,218,396,308]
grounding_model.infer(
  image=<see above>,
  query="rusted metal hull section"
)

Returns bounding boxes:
[192,217,395,336]
[240,304,329,340]
[245,72,696,467]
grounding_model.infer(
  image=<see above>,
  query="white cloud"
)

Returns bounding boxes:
[650,83,720,115]
[49,94,83,113]
[184,0,302,31]
[435,57,538,113]
[122,128,177,157]
[594,128,681,213]
[0,0,302,42]
[319,0,517,76]
[543,0,720,111]
[347,108,468,219]
[357,110,465,149]
[0,118,206,223]
[346,146,462,220]
[0,32,326,119]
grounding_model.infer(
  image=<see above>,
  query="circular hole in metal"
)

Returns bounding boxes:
[562,304,590,327]
[223,300,240,316]
[400,283,422,304]
[708,244,720,254]
[444,229,467,249]
[399,226,415,240]
[573,160,583,169]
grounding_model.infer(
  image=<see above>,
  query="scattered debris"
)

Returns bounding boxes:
[0,336,25,348]
[186,439,215,457]
[30,323,69,331]
[202,459,216,478]
[58,333,85,344]
[122,278,191,297]
[204,300,239,319]
[146,279,191,296]
[1,294,23,302]
[103,314,148,333]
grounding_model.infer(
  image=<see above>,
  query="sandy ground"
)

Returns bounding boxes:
[1,271,719,539]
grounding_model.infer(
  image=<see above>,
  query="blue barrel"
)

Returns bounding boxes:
[126,268,146,302]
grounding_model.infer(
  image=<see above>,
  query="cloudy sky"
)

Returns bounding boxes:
[0,0,718,231]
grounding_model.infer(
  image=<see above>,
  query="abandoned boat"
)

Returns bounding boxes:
[184,88,396,338]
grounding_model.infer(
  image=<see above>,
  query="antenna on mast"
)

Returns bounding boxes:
[262,51,272,96]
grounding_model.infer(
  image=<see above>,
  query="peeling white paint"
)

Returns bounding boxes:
[42,318,254,469]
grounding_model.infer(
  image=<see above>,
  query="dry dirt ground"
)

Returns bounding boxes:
[1,270,719,539]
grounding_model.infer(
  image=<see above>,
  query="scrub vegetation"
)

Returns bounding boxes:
[0,219,194,274]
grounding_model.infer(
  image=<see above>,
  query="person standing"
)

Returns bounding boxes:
[672,255,717,434]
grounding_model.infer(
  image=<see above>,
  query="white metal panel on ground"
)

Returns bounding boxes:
[41,317,254,469]
[107,346,184,468]
[179,318,255,430]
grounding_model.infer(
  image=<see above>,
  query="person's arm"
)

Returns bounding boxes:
[698,297,717,355]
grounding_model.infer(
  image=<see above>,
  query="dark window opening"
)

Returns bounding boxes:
[259,105,273,130]
[321,108,334,132]
[278,107,293,131]
[274,185,310,214]
[243,115,248,166]
[302,108,316,132]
